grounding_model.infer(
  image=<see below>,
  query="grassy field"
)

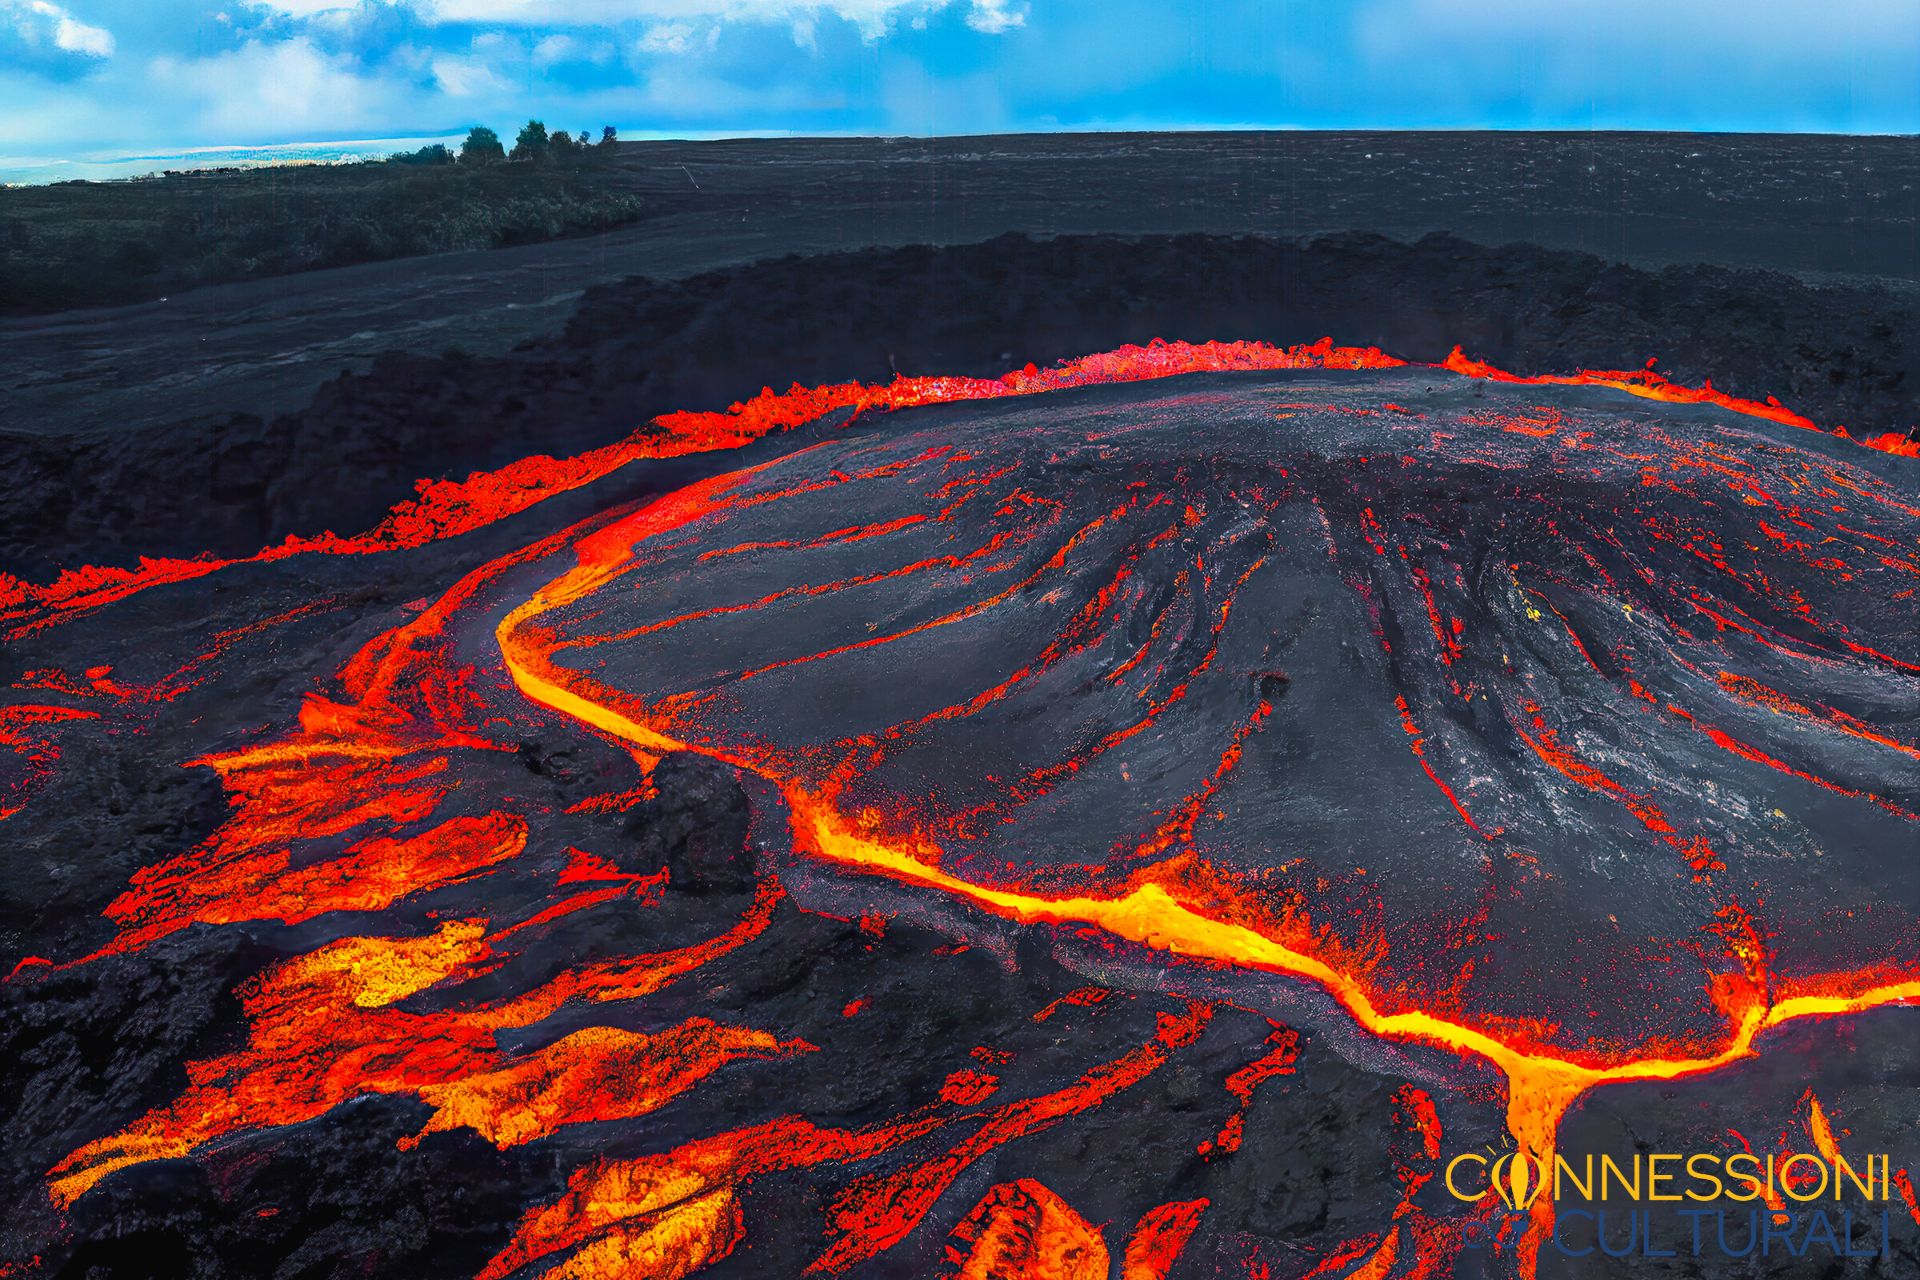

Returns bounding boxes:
[0,155,647,313]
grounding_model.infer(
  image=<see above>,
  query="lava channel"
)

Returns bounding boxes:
[497,369,1920,1234]
[8,341,1918,1280]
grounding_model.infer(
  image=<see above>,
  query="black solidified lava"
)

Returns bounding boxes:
[2,233,1918,1280]
[4,232,1913,577]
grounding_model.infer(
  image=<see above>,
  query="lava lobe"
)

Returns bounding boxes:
[504,371,1920,1074]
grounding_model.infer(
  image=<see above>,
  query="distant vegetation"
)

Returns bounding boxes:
[0,122,638,313]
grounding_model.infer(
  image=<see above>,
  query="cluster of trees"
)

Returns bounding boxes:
[3,149,648,313]
[411,123,621,166]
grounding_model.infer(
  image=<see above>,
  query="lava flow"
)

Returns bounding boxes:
[495,364,1920,1268]
[5,340,1918,1280]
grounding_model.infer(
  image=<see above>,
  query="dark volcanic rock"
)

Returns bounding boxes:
[0,933,270,1247]
[49,1096,528,1280]
[524,372,1920,1056]
[5,232,1913,577]
[626,752,757,894]
[7,225,1920,1280]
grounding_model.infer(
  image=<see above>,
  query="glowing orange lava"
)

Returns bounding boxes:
[492,401,1920,1259]
[9,336,1904,641]
[14,334,1917,1280]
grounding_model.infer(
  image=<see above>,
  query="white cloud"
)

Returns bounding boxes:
[638,20,697,52]
[419,0,907,25]
[963,0,1022,35]
[430,50,508,95]
[531,32,615,65]
[242,0,1030,42]
[147,36,408,136]
[11,0,1917,171]
[243,0,360,16]
[7,0,114,57]
[531,32,576,64]
[43,3,112,54]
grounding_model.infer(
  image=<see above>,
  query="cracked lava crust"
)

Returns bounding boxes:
[4,341,1918,1280]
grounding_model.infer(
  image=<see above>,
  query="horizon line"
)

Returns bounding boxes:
[7,123,1917,188]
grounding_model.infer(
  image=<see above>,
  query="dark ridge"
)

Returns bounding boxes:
[5,230,1912,577]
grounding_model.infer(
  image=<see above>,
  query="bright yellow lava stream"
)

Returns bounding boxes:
[495,488,1920,1174]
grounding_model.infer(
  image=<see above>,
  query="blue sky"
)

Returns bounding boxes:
[4,1,1919,174]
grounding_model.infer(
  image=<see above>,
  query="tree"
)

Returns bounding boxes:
[510,120,550,162]
[549,129,582,160]
[390,143,454,166]
[598,125,618,151]
[459,126,505,165]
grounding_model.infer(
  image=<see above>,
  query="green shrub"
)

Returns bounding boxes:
[459,127,505,165]
[509,121,550,162]
[0,146,645,312]
[390,143,455,166]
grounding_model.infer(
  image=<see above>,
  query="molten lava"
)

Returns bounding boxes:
[8,337,1917,1280]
